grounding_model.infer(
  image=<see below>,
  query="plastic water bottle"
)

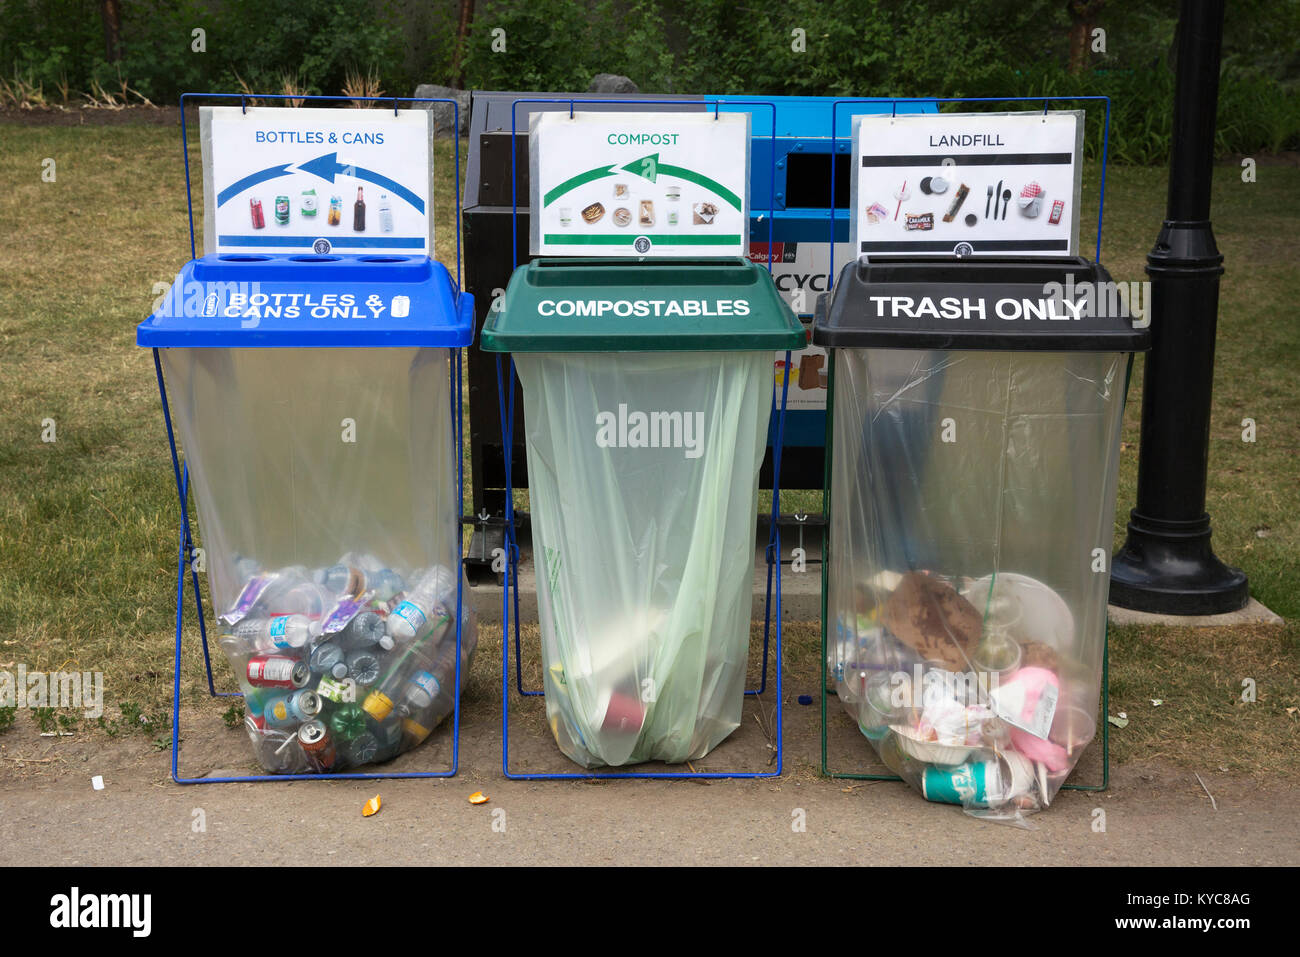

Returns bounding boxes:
[316,563,357,596]
[338,610,385,649]
[367,568,404,602]
[386,566,456,644]
[309,641,349,680]
[258,566,330,617]
[345,648,381,685]
[230,614,320,653]
[361,637,455,722]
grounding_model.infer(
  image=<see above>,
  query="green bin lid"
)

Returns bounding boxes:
[479,257,805,353]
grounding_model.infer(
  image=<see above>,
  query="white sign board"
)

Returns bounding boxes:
[849,111,1083,260]
[200,106,434,256]
[530,111,750,257]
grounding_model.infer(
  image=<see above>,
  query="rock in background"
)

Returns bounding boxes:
[413,84,471,136]
[587,74,640,95]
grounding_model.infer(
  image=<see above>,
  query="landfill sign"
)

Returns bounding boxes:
[531,111,750,257]
[849,111,1083,260]
[201,106,434,256]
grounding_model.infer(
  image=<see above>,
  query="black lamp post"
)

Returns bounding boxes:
[1109,0,1249,614]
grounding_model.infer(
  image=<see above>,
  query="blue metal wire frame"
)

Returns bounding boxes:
[495,343,792,780]
[178,92,463,285]
[158,346,469,783]
[826,95,1113,287]
[502,97,783,698]
[161,90,470,783]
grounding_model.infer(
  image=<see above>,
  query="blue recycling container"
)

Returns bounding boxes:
[139,253,476,779]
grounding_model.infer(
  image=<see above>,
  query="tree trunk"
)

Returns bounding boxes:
[100,0,122,62]
[1066,0,1105,74]
[449,0,476,89]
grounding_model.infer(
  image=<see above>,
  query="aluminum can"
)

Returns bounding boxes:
[246,655,309,689]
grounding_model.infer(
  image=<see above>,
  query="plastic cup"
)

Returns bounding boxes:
[1048,705,1096,759]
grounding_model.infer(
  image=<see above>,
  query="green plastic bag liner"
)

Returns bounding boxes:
[483,257,803,767]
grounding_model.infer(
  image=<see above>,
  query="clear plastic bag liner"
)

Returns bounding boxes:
[515,351,771,767]
[828,348,1125,820]
[160,346,475,773]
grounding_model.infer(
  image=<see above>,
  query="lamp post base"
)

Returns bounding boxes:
[1110,511,1249,615]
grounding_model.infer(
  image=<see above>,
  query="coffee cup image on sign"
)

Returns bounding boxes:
[582,202,606,224]
[692,201,717,225]
[560,207,573,226]
[665,183,682,201]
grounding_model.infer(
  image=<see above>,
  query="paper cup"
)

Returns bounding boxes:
[922,760,993,805]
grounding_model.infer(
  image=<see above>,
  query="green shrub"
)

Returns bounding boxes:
[0,0,1296,161]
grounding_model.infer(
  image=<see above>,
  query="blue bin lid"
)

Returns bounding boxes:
[136,254,474,348]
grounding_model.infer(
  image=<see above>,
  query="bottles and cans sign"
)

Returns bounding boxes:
[530,111,751,258]
[847,111,1084,261]
[199,105,434,256]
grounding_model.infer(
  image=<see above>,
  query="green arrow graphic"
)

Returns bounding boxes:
[619,153,743,211]
[543,164,618,207]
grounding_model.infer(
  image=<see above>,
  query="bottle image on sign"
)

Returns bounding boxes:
[300,188,318,217]
[275,195,290,225]
[249,197,265,229]
[378,192,394,233]
[328,195,342,226]
[353,187,366,231]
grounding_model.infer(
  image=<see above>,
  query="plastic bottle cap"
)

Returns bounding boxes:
[309,620,323,637]
[331,662,348,680]
[362,690,394,722]
[379,635,395,651]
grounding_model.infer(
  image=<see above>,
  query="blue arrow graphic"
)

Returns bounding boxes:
[216,163,293,206]
[297,152,425,214]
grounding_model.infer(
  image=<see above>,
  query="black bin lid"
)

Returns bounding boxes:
[812,255,1150,352]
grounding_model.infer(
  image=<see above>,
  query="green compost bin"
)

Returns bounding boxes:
[482,257,803,768]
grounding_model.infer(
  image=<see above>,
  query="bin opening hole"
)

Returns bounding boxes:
[783,152,852,210]
[359,256,410,263]
[218,254,272,262]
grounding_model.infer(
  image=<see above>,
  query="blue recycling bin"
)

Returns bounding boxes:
[139,253,475,782]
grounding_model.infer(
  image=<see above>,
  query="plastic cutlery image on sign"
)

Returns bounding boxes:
[994,179,1003,220]
[1002,188,1012,220]
[985,184,993,219]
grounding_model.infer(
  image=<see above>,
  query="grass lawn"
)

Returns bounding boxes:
[0,119,1295,772]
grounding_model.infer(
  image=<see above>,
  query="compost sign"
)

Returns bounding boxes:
[849,111,1083,259]
[200,106,434,256]
[530,111,750,257]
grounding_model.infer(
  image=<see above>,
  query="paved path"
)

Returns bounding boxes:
[2,722,1296,866]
